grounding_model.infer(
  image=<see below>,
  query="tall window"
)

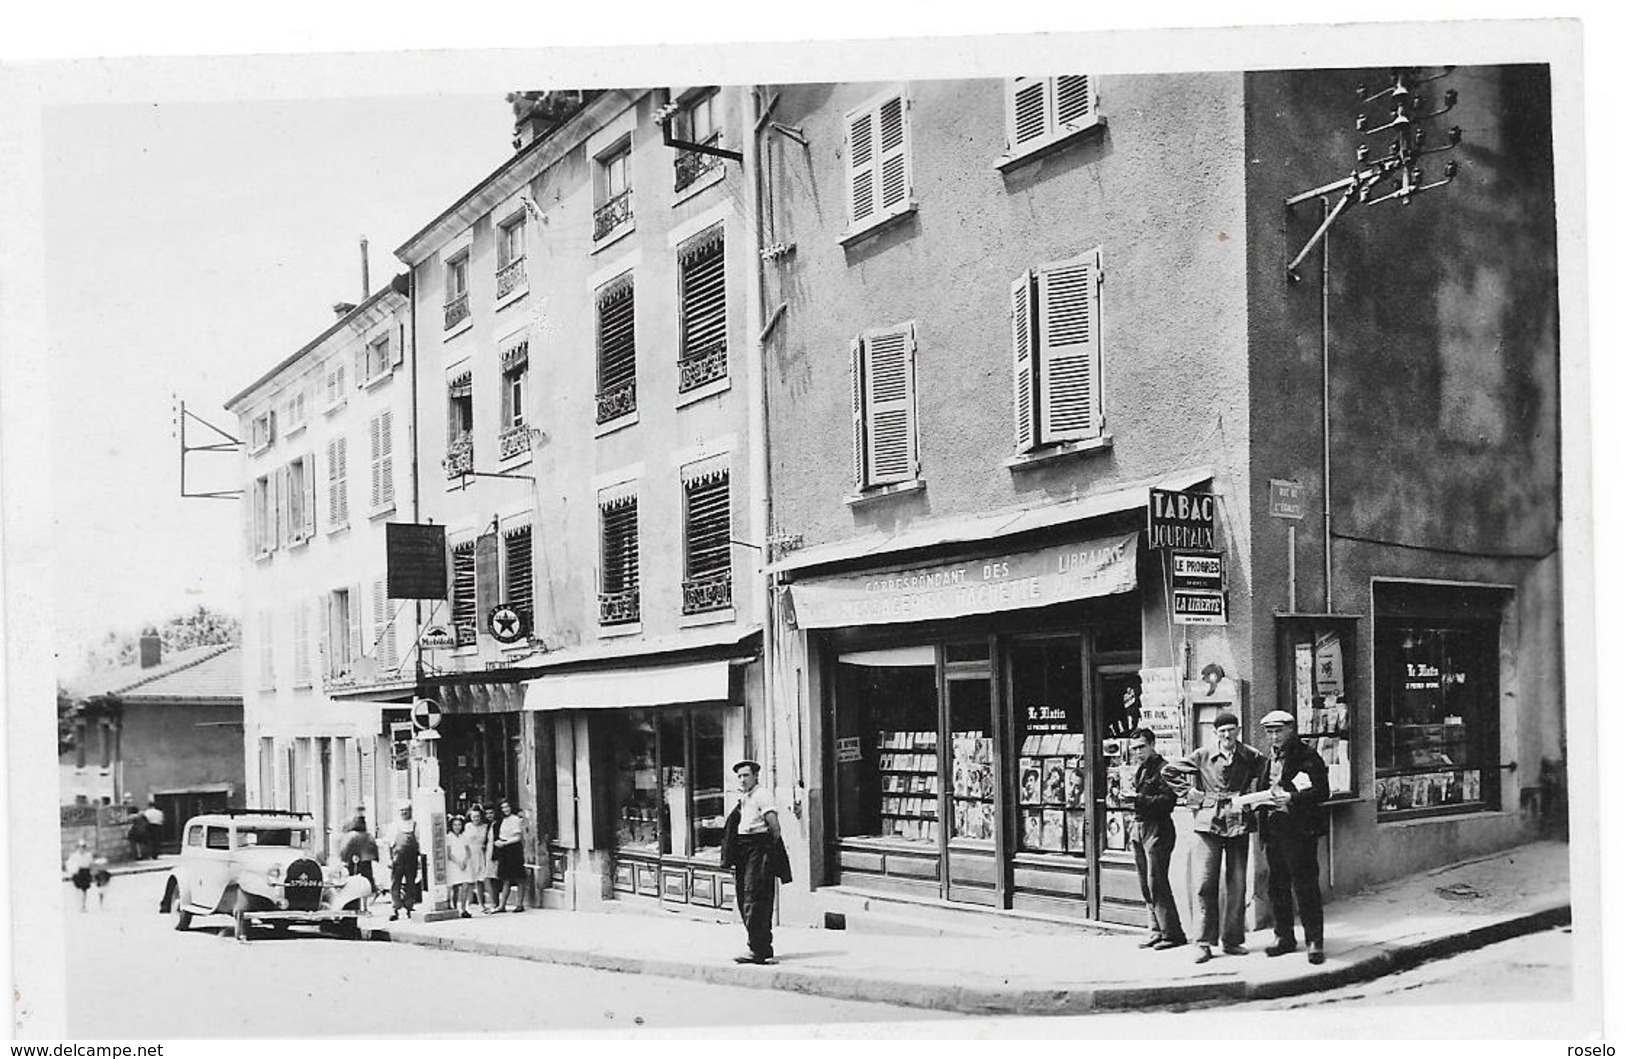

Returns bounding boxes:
[673,89,721,191]
[504,525,534,629]
[286,454,314,542]
[282,386,308,435]
[598,491,640,626]
[499,338,532,460]
[849,321,919,490]
[677,227,727,393]
[1003,76,1100,162]
[444,251,471,330]
[292,601,313,687]
[257,610,275,690]
[446,372,473,478]
[369,411,395,511]
[323,361,347,411]
[249,411,275,454]
[845,89,912,235]
[252,474,276,555]
[594,140,634,241]
[497,213,528,300]
[326,587,355,678]
[595,275,637,424]
[1011,249,1105,453]
[371,577,398,673]
[363,333,392,382]
[451,541,477,646]
[326,436,349,527]
[681,466,731,614]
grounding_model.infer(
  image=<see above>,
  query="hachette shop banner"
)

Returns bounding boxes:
[785,532,1139,630]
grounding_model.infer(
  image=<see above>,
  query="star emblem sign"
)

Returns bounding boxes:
[488,604,526,644]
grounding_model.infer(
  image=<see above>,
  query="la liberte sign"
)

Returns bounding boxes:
[786,532,1138,630]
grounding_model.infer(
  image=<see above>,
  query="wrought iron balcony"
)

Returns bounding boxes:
[674,135,723,191]
[595,379,636,424]
[446,432,474,479]
[443,292,470,331]
[677,341,728,393]
[498,423,532,460]
[593,189,633,241]
[598,588,640,626]
[681,570,733,614]
[496,257,527,300]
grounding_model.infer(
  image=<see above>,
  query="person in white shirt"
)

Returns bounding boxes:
[143,802,165,857]
[725,760,783,964]
[65,840,95,912]
[386,805,421,921]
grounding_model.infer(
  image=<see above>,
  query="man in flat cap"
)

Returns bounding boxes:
[1257,709,1330,964]
[720,759,791,964]
[1163,710,1267,964]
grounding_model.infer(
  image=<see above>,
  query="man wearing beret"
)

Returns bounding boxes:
[720,759,791,964]
[1162,710,1267,964]
[1257,710,1330,964]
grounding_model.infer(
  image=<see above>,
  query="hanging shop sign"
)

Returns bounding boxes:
[1171,550,1224,591]
[420,624,456,650]
[487,604,528,644]
[1269,479,1306,520]
[1172,588,1228,626]
[386,523,449,600]
[1148,488,1216,550]
[411,697,442,731]
[784,532,1138,630]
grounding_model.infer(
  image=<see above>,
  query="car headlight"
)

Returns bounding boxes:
[267,863,283,882]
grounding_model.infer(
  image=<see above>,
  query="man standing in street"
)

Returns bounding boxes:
[1257,710,1330,965]
[1163,710,1266,964]
[386,804,421,921]
[721,760,790,965]
[1128,727,1186,950]
[143,801,165,858]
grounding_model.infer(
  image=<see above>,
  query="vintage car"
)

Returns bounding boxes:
[158,809,373,940]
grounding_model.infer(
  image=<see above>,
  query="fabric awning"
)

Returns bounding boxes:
[522,659,733,712]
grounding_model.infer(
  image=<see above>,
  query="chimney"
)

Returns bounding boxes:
[360,236,370,301]
[138,630,162,669]
[508,90,587,151]
[332,301,357,320]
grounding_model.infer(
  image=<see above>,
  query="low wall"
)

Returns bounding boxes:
[59,804,135,865]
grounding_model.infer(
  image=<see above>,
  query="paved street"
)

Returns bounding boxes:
[62,872,960,1036]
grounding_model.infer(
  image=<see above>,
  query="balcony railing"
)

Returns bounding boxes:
[674,135,723,191]
[595,379,637,424]
[498,423,532,460]
[681,570,733,615]
[446,432,474,479]
[593,189,633,241]
[677,341,728,393]
[496,257,527,300]
[444,292,470,331]
[598,588,640,626]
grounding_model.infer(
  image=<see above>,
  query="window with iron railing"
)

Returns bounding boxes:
[497,214,527,301]
[444,252,471,330]
[500,338,531,459]
[595,276,637,424]
[673,89,722,192]
[677,227,727,393]
[682,468,731,614]
[599,495,640,625]
[446,372,474,478]
[594,141,633,241]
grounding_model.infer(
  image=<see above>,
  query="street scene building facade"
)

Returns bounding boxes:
[219,67,1562,935]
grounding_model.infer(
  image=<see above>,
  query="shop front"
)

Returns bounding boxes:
[788,527,1182,924]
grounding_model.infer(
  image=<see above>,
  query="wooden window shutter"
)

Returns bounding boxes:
[1010,270,1038,453]
[877,94,909,213]
[392,324,406,367]
[368,415,382,510]
[316,593,329,677]
[863,322,918,485]
[1036,250,1103,443]
[847,107,877,226]
[1010,77,1049,151]
[354,345,368,389]
[302,452,317,538]
[347,582,363,669]
[326,440,339,524]
[682,471,731,578]
[274,466,288,549]
[1055,75,1094,127]
[378,411,394,508]
[335,436,348,525]
[372,577,396,671]
[849,338,866,489]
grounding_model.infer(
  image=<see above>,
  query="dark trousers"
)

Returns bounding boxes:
[390,849,420,911]
[1131,818,1185,942]
[1194,832,1250,948]
[1264,828,1324,945]
[733,836,776,958]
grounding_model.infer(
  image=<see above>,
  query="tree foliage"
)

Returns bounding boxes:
[79,604,241,674]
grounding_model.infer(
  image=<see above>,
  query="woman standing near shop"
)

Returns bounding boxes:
[444,815,474,917]
[463,804,491,913]
[491,799,527,912]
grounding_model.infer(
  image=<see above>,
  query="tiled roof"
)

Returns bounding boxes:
[78,644,242,704]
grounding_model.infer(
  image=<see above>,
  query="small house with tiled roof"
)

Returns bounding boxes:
[62,633,245,855]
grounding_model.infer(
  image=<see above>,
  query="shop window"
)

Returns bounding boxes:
[1011,638,1090,856]
[1279,619,1357,798]
[1011,249,1104,453]
[612,710,661,853]
[595,274,637,425]
[1373,587,1503,816]
[833,646,939,844]
[607,706,738,861]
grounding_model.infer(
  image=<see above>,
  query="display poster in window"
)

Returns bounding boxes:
[1137,666,1185,761]
[1314,631,1345,696]
[1023,701,1081,735]
[835,736,862,763]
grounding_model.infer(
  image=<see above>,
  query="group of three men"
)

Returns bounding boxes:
[1129,709,1329,965]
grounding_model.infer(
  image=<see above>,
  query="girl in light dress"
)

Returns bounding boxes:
[463,804,492,912]
[445,815,475,917]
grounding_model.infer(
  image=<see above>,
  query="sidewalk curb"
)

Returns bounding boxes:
[373,899,1570,1016]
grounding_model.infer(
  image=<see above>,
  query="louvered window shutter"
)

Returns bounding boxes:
[504,526,535,620]
[354,346,368,389]
[847,108,877,226]
[451,543,478,644]
[274,744,289,810]
[1036,251,1103,442]
[1011,271,1038,453]
[326,440,338,524]
[877,94,909,213]
[392,324,406,367]
[274,467,288,549]
[1010,77,1049,151]
[850,338,866,489]
[600,500,640,595]
[678,229,727,366]
[368,415,382,510]
[335,437,348,525]
[316,594,329,677]
[683,472,731,578]
[1054,75,1094,127]
[347,583,363,668]
[378,411,394,508]
[303,452,317,537]
[863,323,918,485]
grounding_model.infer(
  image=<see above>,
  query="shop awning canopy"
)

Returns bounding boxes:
[521,659,734,712]
[766,466,1212,576]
